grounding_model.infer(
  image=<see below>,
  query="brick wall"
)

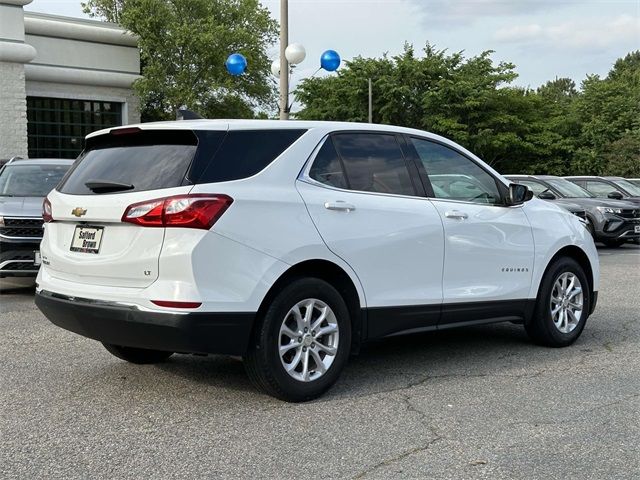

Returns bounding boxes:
[0,61,29,159]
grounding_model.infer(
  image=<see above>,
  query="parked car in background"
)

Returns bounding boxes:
[565,176,640,206]
[506,175,640,247]
[36,120,599,401]
[626,178,640,188]
[0,159,74,278]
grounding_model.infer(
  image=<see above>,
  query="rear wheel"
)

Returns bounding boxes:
[102,343,174,364]
[244,278,351,402]
[525,257,590,347]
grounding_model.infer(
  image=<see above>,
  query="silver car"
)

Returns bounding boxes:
[0,158,74,278]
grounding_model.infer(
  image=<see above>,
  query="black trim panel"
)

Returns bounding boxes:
[365,299,535,340]
[367,304,440,339]
[35,290,255,355]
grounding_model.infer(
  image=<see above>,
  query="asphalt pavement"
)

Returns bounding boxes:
[1,245,639,479]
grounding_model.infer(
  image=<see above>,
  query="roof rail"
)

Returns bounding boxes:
[6,156,23,165]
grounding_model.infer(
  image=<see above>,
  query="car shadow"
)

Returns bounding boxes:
[150,321,607,403]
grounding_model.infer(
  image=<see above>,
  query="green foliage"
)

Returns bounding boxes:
[295,45,640,176]
[84,0,278,120]
[82,0,128,23]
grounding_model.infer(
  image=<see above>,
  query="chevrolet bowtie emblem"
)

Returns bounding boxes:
[71,207,87,217]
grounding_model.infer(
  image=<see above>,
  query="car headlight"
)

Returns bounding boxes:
[597,206,622,215]
[0,215,4,226]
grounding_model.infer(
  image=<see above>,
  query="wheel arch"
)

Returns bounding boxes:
[253,259,365,354]
[536,245,595,312]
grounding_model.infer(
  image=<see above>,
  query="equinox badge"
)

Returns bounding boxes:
[71,207,87,217]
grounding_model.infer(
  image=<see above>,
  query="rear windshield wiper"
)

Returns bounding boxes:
[85,180,135,193]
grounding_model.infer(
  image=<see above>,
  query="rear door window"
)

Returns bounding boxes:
[308,138,348,189]
[59,130,198,195]
[331,133,415,196]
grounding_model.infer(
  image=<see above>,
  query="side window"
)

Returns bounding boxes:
[410,138,501,204]
[309,138,347,189]
[517,180,548,196]
[586,181,619,198]
[331,133,415,196]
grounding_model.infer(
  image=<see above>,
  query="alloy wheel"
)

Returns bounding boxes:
[278,298,340,382]
[549,272,583,334]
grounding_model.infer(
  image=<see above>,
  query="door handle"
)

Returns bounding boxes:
[324,201,356,212]
[444,210,468,220]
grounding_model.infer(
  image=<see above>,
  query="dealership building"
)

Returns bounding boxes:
[0,0,140,159]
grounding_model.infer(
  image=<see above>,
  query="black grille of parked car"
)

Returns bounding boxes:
[618,209,640,219]
[0,251,36,272]
[0,217,44,238]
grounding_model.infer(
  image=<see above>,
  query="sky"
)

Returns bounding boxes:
[25,0,640,91]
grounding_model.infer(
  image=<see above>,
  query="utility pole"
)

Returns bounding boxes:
[368,78,372,123]
[279,0,289,120]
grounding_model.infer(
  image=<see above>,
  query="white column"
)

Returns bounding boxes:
[0,0,36,158]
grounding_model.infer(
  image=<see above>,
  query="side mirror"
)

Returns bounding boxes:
[538,191,556,200]
[607,191,623,200]
[508,183,533,205]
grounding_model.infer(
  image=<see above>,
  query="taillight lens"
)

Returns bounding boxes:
[122,194,233,229]
[42,196,53,222]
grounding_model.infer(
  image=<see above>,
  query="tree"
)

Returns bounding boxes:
[82,0,127,23]
[295,45,640,176]
[571,51,640,174]
[83,0,278,120]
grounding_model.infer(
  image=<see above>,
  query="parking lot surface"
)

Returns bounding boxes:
[1,246,639,479]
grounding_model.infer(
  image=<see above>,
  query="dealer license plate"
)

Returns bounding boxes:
[70,226,104,254]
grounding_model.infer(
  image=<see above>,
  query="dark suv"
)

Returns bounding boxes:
[0,159,73,278]
[506,175,640,247]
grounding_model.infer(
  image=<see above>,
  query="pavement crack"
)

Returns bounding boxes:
[351,437,442,480]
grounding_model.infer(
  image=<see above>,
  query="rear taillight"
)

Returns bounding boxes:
[122,194,233,229]
[42,197,53,222]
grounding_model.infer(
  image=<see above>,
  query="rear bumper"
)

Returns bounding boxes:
[35,290,255,355]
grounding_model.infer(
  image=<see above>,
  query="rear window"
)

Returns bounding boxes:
[58,128,306,195]
[59,130,199,195]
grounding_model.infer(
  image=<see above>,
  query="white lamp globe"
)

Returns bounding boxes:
[285,43,306,65]
[270,59,280,77]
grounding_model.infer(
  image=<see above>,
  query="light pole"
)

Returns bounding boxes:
[279,0,289,120]
[368,78,372,123]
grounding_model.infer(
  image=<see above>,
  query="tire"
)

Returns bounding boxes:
[244,278,352,402]
[102,343,174,364]
[525,257,590,347]
[602,239,625,248]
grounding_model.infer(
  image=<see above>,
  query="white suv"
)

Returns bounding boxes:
[36,120,599,401]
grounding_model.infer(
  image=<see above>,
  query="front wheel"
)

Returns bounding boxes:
[525,257,590,347]
[102,343,174,364]
[244,278,352,402]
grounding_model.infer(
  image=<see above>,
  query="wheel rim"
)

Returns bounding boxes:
[550,272,583,334]
[278,298,339,382]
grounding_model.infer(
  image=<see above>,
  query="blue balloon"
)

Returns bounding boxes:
[320,50,341,72]
[225,53,247,76]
